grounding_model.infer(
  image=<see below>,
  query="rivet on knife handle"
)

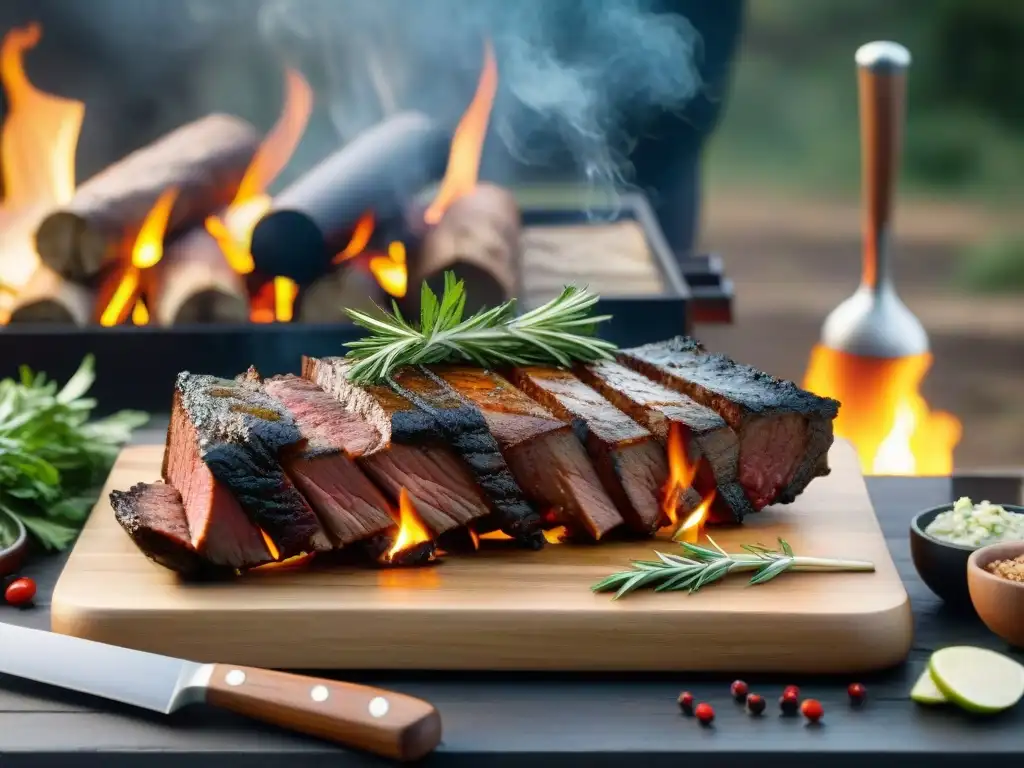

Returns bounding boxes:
[204,664,442,762]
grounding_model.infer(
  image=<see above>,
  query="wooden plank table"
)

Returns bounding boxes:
[1,426,1022,766]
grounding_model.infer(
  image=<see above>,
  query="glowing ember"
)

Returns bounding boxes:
[479,530,513,541]
[251,552,316,572]
[248,279,276,324]
[468,526,481,550]
[661,423,699,527]
[205,68,312,320]
[673,490,716,544]
[383,488,434,563]
[423,39,498,225]
[543,527,568,544]
[131,187,180,269]
[0,23,84,295]
[369,241,408,298]
[131,298,149,326]
[332,211,376,265]
[803,346,961,476]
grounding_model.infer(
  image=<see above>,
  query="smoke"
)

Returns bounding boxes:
[5,0,702,197]
[219,0,703,196]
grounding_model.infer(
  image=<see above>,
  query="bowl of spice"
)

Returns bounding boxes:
[910,497,1024,604]
[968,541,1024,648]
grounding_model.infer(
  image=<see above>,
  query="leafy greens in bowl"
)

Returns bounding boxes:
[0,355,148,552]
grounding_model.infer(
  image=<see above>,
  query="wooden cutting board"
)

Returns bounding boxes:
[51,439,913,673]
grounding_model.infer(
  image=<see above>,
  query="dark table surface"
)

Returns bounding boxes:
[2,465,1023,767]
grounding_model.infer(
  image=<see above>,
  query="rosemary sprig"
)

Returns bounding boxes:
[591,537,874,599]
[343,271,617,384]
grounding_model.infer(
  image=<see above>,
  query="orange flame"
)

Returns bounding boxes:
[206,68,312,321]
[0,23,85,294]
[0,24,83,208]
[332,211,376,265]
[131,298,149,326]
[661,422,699,527]
[423,39,498,225]
[273,276,298,322]
[98,266,140,327]
[383,488,434,562]
[468,526,481,550]
[250,528,315,571]
[673,491,716,544]
[369,240,408,298]
[803,346,962,476]
[99,185,179,326]
[131,186,179,269]
[260,529,281,561]
[543,527,568,544]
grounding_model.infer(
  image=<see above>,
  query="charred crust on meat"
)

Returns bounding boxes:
[620,337,840,420]
[110,483,232,580]
[388,366,542,542]
[175,371,330,557]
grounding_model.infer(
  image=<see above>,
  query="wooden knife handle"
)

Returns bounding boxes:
[206,664,442,762]
[856,41,910,289]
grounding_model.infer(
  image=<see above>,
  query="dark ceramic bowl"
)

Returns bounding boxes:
[909,503,1024,604]
[968,541,1024,648]
[0,507,29,578]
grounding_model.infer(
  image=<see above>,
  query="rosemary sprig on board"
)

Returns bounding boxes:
[592,537,875,599]
[343,271,617,384]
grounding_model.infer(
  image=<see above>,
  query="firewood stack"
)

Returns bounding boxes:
[4,110,524,328]
[13,115,259,326]
[249,111,522,323]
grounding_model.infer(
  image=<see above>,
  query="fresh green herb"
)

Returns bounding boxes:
[343,271,617,384]
[592,537,875,599]
[0,356,148,551]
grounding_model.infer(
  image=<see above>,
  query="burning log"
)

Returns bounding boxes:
[34,114,259,284]
[405,183,520,317]
[6,264,92,325]
[249,112,449,286]
[142,227,248,326]
[294,261,387,324]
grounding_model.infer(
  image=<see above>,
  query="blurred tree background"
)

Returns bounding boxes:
[704,0,1024,293]
[707,0,1024,200]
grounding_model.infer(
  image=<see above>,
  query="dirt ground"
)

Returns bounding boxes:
[692,189,1024,471]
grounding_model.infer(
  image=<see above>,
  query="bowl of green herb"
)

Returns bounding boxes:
[0,355,148,558]
[0,506,28,577]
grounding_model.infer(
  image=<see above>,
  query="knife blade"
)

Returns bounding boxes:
[0,624,441,762]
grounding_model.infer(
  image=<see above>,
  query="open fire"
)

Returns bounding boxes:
[380,488,436,566]
[661,422,715,542]
[803,348,962,477]
[0,23,505,328]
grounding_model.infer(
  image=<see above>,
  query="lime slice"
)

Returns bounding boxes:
[910,669,947,705]
[928,646,1024,714]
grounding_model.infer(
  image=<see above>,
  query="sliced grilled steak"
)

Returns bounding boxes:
[110,482,233,578]
[617,337,840,508]
[302,356,496,537]
[386,365,541,542]
[576,360,748,522]
[262,375,396,547]
[429,366,625,540]
[509,366,664,534]
[162,391,275,568]
[165,372,332,559]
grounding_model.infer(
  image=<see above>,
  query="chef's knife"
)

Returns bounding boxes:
[0,624,441,762]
